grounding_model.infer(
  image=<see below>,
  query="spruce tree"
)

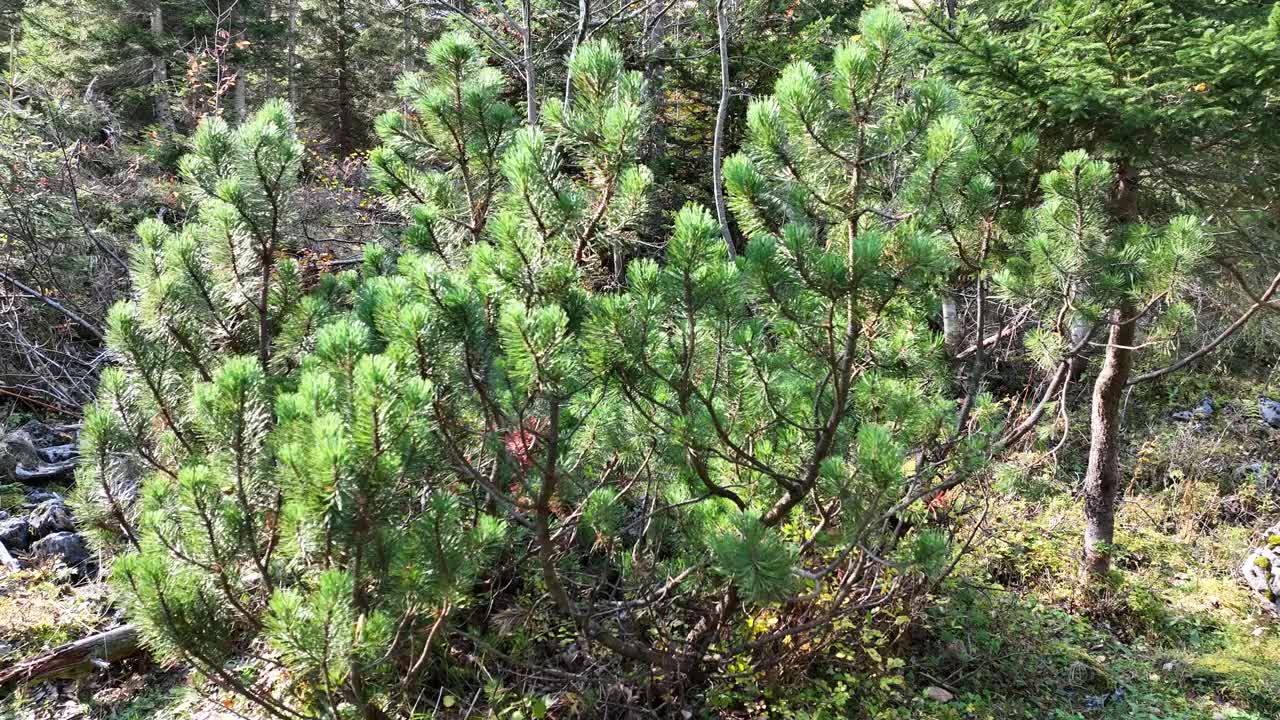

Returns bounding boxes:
[925,0,1280,585]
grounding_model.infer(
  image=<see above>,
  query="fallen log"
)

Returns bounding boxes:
[37,444,79,464]
[0,624,143,688]
[14,459,78,484]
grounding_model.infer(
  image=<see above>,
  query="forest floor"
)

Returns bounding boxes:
[1,371,1278,719]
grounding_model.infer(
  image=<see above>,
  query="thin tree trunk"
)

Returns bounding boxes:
[8,29,16,102]
[401,0,417,73]
[150,4,174,131]
[0,269,103,340]
[1081,159,1141,586]
[1068,314,1091,379]
[941,290,962,354]
[521,0,538,125]
[1081,302,1135,583]
[286,0,299,106]
[232,8,248,121]
[334,0,355,154]
[712,0,734,258]
[639,0,670,242]
[563,0,590,103]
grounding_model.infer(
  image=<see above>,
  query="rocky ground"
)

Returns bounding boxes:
[0,421,91,577]
[0,417,246,719]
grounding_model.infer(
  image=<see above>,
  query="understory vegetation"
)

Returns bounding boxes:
[1,1,1280,718]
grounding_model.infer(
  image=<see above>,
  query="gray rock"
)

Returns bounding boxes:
[1234,462,1280,494]
[1083,687,1127,710]
[29,531,90,569]
[1241,522,1280,614]
[1219,493,1247,523]
[25,489,62,506]
[1261,397,1280,429]
[28,499,75,539]
[923,686,954,703]
[14,459,77,483]
[0,420,77,483]
[1172,397,1215,422]
[0,425,42,482]
[37,443,78,464]
[13,419,69,447]
[0,539,18,571]
[0,516,30,551]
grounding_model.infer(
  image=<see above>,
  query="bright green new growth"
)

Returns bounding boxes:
[724,6,967,246]
[507,39,654,279]
[372,34,652,280]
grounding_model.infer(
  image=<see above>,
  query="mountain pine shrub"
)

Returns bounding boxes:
[76,14,996,717]
[73,99,331,558]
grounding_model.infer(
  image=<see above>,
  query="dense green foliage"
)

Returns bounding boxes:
[1,0,1279,718]
[69,19,1007,715]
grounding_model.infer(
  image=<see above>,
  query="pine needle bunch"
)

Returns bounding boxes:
[370,35,653,286]
[370,32,518,251]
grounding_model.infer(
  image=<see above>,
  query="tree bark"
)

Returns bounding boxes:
[232,8,248,122]
[334,0,356,154]
[1067,314,1091,379]
[521,0,538,125]
[402,0,416,74]
[1081,159,1141,586]
[232,66,247,120]
[1081,302,1135,583]
[150,4,174,131]
[563,0,589,104]
[712,0,734,258]
[0,625,142,687]
[286,0,299,107]
[941,290,961,354]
